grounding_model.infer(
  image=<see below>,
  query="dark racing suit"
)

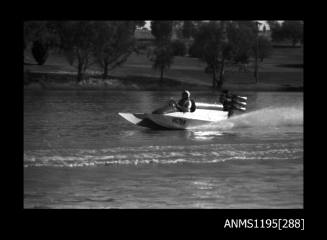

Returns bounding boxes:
[177,98,192,112]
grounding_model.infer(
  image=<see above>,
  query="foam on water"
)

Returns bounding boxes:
[24,141,303,168]
[200,106,303,131]
[230,106,303,127]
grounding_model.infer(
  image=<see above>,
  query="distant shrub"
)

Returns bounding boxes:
[171,40,186,56]
[31,40,49,65]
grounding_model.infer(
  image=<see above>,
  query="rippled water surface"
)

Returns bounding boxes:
[24,90,303,208]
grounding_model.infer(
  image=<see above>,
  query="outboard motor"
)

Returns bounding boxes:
[219,90,247,117]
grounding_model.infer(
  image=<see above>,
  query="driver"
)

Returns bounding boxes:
[176,90,192,112]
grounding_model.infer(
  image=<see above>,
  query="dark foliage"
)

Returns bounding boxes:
[182,21,195,39]
[150,21,174,83]
[151,21,173,43]
[255,36,273,62]
[191,21,226,88]
[227,22,256,64]
[269,20,303,46]
[93,21,136,79]
[31,40,49,65]
[171,40,187,56]
[189,41,202,58]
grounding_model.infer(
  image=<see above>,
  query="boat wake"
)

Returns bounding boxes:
[199,106,303,131]
[229,106,303,127]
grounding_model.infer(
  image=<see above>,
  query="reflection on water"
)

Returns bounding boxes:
[189,131,224,141]
[24,90,303,208]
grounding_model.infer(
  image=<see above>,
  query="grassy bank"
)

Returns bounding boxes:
[24,71,302,91]
[24,71,210,91]
[24,47,303,91]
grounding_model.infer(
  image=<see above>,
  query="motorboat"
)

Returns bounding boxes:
[118,95,247,130]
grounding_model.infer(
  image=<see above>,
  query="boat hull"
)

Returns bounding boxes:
[119,109,228,130]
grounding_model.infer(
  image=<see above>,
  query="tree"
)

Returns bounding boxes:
[31,40,49,65]
[281,21,303,46]
[227,22,260,81]
[191,21,264,86]
[24,21,59,64]
[269,20,303,46]
[189,40,202,58]
[24,21,45,50]
[93,21,136,79]
[191,21,229,89]
[227,22,256,65]
[235,21,257,32]
[54,21,98,82]
[171,40,187,56]
[182,21,195,39]
[172,21,184,39]
[151,21,173,43]
[150,44,174,83]
[268,21,285,42]
[255,36,273,62]
[150,21,174,84]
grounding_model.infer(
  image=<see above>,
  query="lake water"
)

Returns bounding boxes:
[24,90,303,208]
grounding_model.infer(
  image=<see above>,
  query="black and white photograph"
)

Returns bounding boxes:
[23,20,303,210]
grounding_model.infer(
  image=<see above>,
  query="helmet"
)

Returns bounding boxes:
[182,90,190,98]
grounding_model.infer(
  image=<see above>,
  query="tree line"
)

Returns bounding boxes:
[149,20,302,89]
[24,20,303,89]
[24,21,145,82]
[151,21,273,88]
[268,20,303,46]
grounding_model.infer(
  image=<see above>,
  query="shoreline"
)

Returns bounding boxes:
[24,71,303,92]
